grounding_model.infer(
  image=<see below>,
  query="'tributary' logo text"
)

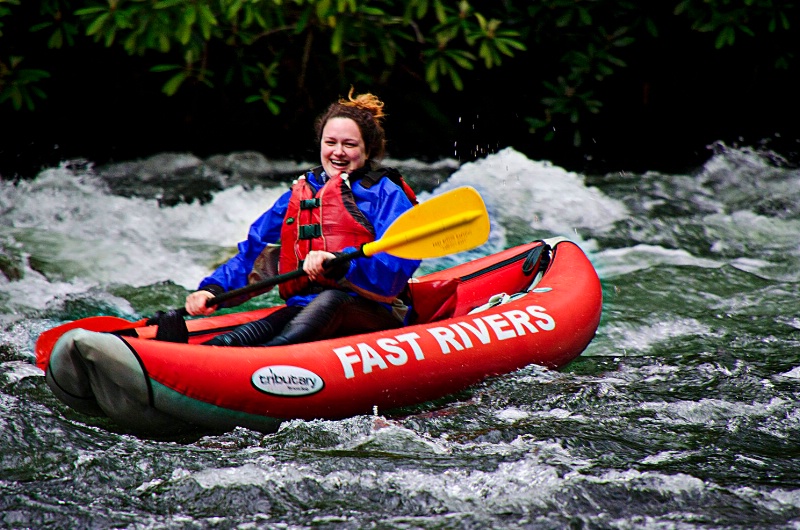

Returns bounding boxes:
[251,365,324,397]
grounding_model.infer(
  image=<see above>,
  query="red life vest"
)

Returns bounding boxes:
[277,173,376,299]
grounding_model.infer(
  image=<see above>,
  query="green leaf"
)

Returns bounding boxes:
[122,31,137,54]
[317,0,332,19]
[331,22,344,53]
[478,41,492,67]
[150,64,181,72]
[48,30,64,48]
[578,7,592,25]
[596,63,613,77]
[113,9,133,30]
[184,5,198,27]
[360,6,384,16]
[31,86,47,99]
[674,1,689,16]
[502,38,527,52]
[159,33,170,52]
[337,0,356,13]
[424,60,440,92]
[29,22,53,32]
[494,40,511,56]
[162,71,188,96]
[645,18,658,37]
[224,0,244,18]
[196,8,213,39]
[85,12,111,37]
[607,55,626,68]
[715,26,735,48]
[449,50,474,70]
[434,0,446,23]
[154,0,185,8]
[11,88,22,109]
[448,63,464,90]
[556,11,572,28]
[75,7,109,16]
[22,69,50,82]
[294,7,311,32]
[178,7,196,44]
[474,12,487,30]
[525,117,547,131]
[437,25,459,43]
[267,99,281,114]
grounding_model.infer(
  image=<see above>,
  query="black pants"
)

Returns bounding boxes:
[203,290,402,347]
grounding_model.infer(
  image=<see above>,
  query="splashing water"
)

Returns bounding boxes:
[2,144,800,528]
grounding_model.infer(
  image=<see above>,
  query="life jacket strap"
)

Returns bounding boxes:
[298,223,322,239]
[300,198,321,210]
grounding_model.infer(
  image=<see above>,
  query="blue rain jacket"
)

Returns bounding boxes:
[198,170,420,308]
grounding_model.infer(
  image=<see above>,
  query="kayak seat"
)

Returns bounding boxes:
[406,241,552,325]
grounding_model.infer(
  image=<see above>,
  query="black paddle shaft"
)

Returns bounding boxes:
[155,247,367,321]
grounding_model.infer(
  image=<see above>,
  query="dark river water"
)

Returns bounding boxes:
[1,143,799,529]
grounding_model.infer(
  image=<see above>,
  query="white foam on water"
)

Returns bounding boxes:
[604,317,716,355]
[776,366,800,380]
[495,407,531,423]
[1,167,287,313]
[639,397,790,429]
[593,244,723,278]
[427,147,629,244]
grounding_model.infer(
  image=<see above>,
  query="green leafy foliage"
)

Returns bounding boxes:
[0,0,796,146]
[0,0,19,38]
[0,56,50,111]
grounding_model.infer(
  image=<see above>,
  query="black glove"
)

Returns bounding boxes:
[154,309,189,343]
[323,252,351,281]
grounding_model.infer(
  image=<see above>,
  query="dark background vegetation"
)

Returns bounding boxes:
[1,1,798,179]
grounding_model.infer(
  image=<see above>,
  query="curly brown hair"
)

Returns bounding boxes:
[314,87,387,161]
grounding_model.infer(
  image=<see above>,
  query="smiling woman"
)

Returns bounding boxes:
[147,90,424,349]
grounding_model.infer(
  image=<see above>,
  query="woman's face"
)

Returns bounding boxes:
[320,117,367,178]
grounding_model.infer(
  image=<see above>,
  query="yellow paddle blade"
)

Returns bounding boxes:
[363,186,490,259]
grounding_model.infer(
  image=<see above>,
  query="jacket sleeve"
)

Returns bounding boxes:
[345,177,421,298]
[198,189,291,292]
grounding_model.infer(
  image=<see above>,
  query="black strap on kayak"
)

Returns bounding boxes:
[522,240,551,276]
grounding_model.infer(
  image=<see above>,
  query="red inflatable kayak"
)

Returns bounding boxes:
[38,237,602,435]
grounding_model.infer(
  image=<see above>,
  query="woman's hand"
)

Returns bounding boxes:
[303,250,337,281]
[185,290,217,316]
